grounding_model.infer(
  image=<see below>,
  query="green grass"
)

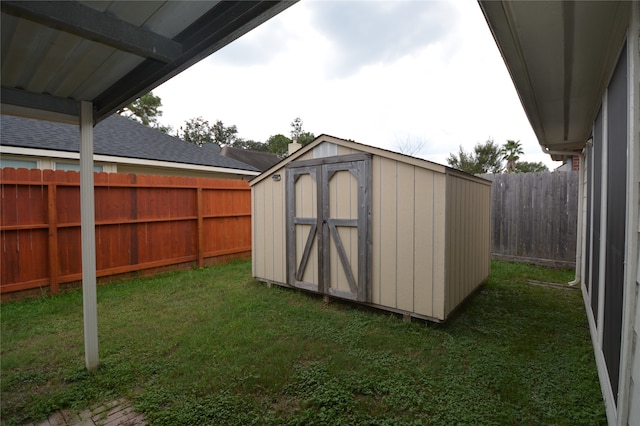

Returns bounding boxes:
[1,260,605,425]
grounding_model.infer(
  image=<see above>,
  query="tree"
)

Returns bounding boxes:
[231,139,269,152]
[290,117,315,146]
[212,120,239,146]
[179,117,214,146]
[395,135,425,156]
[297,131,315,147]
[179,118,245,147]
[447,139,503,174]
[500,139,524,173]
[290,117,303,141]
[515,161,549,173]
[117,92,163,127]
[266,134,291,156]
[156,124,175,135]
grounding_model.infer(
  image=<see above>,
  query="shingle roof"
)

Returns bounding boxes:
[0,114,258,172]
[220,146,282,171]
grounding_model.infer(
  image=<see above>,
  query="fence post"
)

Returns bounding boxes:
[197,186,204,267]
[47,182,59,294]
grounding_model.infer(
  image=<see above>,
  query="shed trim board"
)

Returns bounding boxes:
[250,135,448,186]
[251,135,492,322]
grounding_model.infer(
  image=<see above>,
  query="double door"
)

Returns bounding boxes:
[285,153,371,302]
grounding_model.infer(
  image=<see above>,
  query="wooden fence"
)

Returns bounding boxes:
[1,168,251,296]
[481,172,579,267]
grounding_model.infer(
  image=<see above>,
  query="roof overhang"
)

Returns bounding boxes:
[1,0,296,124]
[479,1,630,159]
[0,145,260,177]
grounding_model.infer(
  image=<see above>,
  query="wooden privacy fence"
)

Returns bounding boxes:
[1,168,251,295]
[481,172,578,267]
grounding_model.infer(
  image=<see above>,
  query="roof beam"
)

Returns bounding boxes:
[1,86,80,118]
[1,1,182,63]
[92,1,296,120]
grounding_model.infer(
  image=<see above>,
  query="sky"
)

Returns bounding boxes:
[154,0,561,169]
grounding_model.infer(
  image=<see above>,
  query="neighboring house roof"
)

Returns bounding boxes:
[0,114,258,173]
[220,146,281,171]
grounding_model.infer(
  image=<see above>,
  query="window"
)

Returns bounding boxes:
[56,162,103,172]
[0,158,38,169]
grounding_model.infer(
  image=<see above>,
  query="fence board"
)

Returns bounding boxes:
[1,168,251,296]
[481,172,578,266]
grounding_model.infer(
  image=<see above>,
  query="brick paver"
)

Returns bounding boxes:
[26,399,146,426]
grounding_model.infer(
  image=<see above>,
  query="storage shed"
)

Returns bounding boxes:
[250,135,491,322]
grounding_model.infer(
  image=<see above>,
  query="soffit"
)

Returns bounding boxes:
[479,1,630,153]
[1,1,295,124]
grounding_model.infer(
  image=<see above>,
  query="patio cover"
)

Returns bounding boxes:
[478,1,629,159]
[1,0,296,370]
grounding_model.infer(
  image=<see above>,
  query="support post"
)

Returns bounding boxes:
[80,100,99,371]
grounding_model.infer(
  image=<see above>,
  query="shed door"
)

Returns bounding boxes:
[286,154,371,302]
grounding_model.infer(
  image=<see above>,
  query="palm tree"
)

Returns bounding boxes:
[500,140,524,173]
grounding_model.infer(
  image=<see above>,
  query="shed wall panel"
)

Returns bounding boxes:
[264,179,275,280]
[272,176,285,281]
[370,155,382,305]
[444,174,491,317]
[337,146,356,156]
[368,156,449,319]
[396,162,415,312]
[413,167,435,317]
[297,151,314,161]
[377,157,398,308]
[252,168,286,284]
[432,173,447,320]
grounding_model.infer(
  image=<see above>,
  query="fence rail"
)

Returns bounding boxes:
[1,168,251,295]
[481,172,578,267]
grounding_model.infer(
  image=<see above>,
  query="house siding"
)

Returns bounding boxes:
[581,24,639,425]
[603,42,628,403]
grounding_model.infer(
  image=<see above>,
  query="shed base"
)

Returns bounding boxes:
[255,277,444,323]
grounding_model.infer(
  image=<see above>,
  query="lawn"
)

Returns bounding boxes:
[1,260,605,425]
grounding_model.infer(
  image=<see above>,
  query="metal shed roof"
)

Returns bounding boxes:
[478,1,630,159]
[1,0,295,124]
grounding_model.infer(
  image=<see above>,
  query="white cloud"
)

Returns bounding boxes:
[307,0,458,78]
[154,0,561,170]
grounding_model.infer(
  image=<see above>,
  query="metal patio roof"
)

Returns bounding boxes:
[1,0,295,124]
[0,0,296,372]
[479,1,630,158]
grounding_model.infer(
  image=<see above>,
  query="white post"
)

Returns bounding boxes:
[569,153,584,286]
[80,100,99,371]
